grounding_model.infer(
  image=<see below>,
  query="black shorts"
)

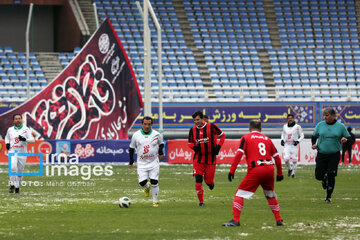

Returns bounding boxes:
[315,152,340,177]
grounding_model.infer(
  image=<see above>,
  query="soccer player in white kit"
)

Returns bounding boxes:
[129,116,164,207]
[281,114,304,178]
[5,114,35,193]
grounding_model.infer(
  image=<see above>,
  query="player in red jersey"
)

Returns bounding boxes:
[188,111,226,206]
[222,119,284,227]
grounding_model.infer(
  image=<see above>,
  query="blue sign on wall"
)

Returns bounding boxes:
[3,102,360,130]
[134,102,317,128]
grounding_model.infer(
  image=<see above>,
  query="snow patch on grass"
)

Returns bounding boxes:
[286,216,360,238]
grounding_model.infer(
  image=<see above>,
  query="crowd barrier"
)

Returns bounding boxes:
[0,139,132,164]
[1,139,359,165]
[168,139,360,165]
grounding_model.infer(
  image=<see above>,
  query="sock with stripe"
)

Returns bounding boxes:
[232,196,244,222]
[267,197,282,221]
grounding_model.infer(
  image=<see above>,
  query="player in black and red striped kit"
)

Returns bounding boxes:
[188,111,226,206]
[222,119,284,227]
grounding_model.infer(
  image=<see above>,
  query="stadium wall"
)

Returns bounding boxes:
[0,4,55,52]
[130,102,360,129]
[2,101,360,129]
[0,139,359,165]
[1,101,359,139]
[0,0,65,4]
[0,0,82,52]
[54,0,83,52]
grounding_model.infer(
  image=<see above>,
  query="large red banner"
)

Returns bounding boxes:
[0,19,143,140]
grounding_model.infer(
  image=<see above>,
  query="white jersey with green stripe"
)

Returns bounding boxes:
[130,128,163,169]
[5,125,35,153]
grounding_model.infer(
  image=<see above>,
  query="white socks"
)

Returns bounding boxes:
[152,184,159,203]
[292,163,297,175]
[285,161,291,170]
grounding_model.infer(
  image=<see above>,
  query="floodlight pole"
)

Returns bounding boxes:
[25,3,34,100]
[137,0,163,134]
[143,0,151,117]
[148,1,163,135]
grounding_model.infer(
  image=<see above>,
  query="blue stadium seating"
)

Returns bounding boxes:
[0,46,46,101]
[2,0,360,102]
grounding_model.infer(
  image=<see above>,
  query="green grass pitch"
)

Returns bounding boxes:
[0,164,359,240]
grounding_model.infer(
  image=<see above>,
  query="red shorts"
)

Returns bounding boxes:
[236,166,275,199]
[193,161,216,185]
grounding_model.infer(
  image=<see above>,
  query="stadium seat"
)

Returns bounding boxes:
[1,0,360,102]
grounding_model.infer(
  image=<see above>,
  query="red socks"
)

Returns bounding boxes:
[231,196,282,223]
[232,196,244,222]
[267,197,282,221]
[195,182,204,203]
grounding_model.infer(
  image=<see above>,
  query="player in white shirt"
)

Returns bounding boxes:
[281,114,304,178]
[129,116,164,207]
[5,114,35,194]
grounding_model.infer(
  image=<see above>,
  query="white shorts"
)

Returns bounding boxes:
[137,165,159,183]
[10,153,27,173]
[283,145,299,163]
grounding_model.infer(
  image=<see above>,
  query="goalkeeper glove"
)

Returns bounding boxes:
[6,143,10,150]
[293,141,299,146]
[281,140,285,146]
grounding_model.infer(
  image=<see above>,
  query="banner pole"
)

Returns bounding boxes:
[93,2,99,29]
[26,3,34,100]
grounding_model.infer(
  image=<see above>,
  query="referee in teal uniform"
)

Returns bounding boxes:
[311,107,352,204]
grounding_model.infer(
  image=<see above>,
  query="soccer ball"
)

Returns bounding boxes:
[118,197,131,208]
